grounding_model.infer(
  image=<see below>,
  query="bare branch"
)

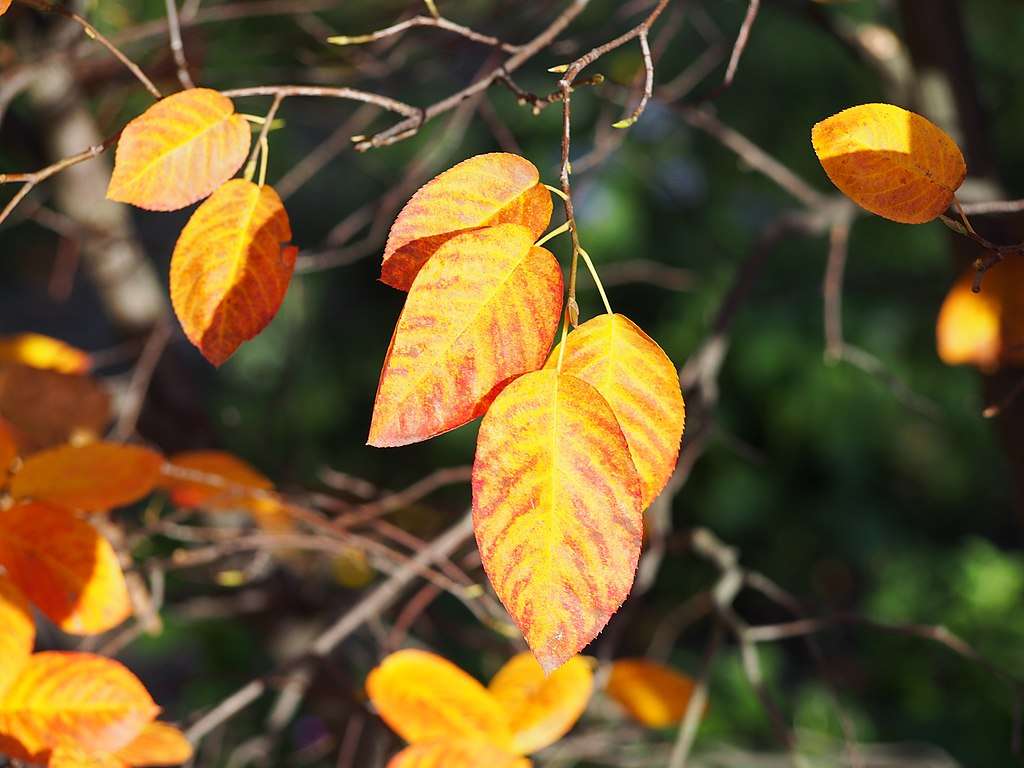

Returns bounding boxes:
[328,13,520,54]
[164,0,196,89]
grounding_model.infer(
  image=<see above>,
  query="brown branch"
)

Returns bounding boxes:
[220,85,421,118]
[328,13,520,54]
[723,0,761,88]
[958,198,1024,215]
[164,0,196,89]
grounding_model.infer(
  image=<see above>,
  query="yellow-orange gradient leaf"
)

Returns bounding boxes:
[606,659,696,728]
[812,103,966,224]
[0,334,91,374]
[170,179,296,366]
[369,224,562,447]
[0,574,34,697]
[488,653,593,754]
[546,314,684,508]
[381,153,552,290]
[386,741,530,768]
[107,88,251,211]
[11,442,164,510]
[366,649,513,749]
[936,269,1002,370]
[473,370,643,672]
[115,722,193,766]
[0,652,158,758]
[48,745,127,768]
[0,502,131,634]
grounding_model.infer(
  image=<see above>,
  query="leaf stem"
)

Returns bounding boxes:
[555,310,570,374]
[578,247,612,314]
[544,183,568,201]
[257,137,269,188]
[534,220,571,248]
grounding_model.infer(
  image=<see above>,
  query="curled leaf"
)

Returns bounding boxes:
[606,658,697,727]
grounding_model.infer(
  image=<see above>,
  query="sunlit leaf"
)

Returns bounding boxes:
[488,653,593,754]
[382,153,553,290]
[546,313,684,508]
[0,334,90,374]
[0,502,131,634]
[0,574,34,697]
[605,658,696,727]
[107,88,251,211]
[170,180,296,366]
[0,416,18,485]
[115,722,193,767]
[473,370,643,672]
[369,224,562,447]
[48,745,127,768]
[936,269,1002,370]
[812,103,966,223]
[0,0,12,16]
[386,741,530,768]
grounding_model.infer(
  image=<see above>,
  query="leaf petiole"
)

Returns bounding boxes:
[534,220,571,248]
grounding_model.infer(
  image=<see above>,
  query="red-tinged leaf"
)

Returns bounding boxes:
[11,442,164,510]
[0,502,131,634]
[115,722,193,767]
[107,88,251,211]
[546,314,684,508]
[0,652,158,758]
[0,416,18,484]
[382,153,553,290]
[170,180,296,366]
[473,370,643,672]
[366,649,513,749]
[488,653,593,754]
[812,103,966,224]
[0,334,91,374]
[369,224,562,447]
[605,659,697,728]
[0,574,34,697]
[48,746,127,768]
[386,741,531,768]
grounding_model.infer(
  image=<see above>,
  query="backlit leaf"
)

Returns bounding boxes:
[11,442,164,510]
[48,746,127,768]
[115,722,193,766]
[386,741,530,768]
[0,575,34,697]
[488,653,593,754]
[366,649,513,749]
[936,269,1002,370]
[0,334,90,374]
[382,153,553,290]
[606,659,696,727]
[170,179,296,366]
[369,224,562,447]
[546,314,684,508]
[0,502,131,634]
[812,103,966,223]
[473,370,643,672]
[0,652,158,757]
[107,88,251,211]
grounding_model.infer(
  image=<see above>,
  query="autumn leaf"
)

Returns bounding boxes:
[473,369,643,672]
[11,441,164,510]
[0,574,34,697]
[369,224,562,447]
[605,659,697,727]
[386,741,531,768]
[381,153,553,290]
[812,103,966,224]
[115,722,193,767]
[48,745,127,768]
[0,333,91,374]
[0,0,11,16]
[0,416,18,484]
[936,269,1002,370]
[0,502,131,634]
[170,179,296,366]
[107,88,251,211]
[546,313,685,508]
[488,653,593,754]
[366,649,513,749]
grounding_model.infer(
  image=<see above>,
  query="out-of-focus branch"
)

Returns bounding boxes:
[327,13,520,54]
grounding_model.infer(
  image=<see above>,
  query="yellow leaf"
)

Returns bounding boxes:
[170,180,296,366]
[386,741,531,768]
[369,224,562,447]
[488,653,593,754]
[812,103,966,223]
[107,89,251,211]
[48,745,127,768]
[115,722,193,766]
[0,334,91,374]
[473,369,643,672]
[936,269,1002,370]
[0,574,34,697]
[605,658,697,727]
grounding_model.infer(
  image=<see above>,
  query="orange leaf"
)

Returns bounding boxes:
[48,745,127,768]
[386,741,530,768]
[473,370,643,672]
[0,502,131,634]
[0,574,34,697]
[11,442,164,510]
[170,179,296,366]
[366,649,513,749]
[0,652,158,758]
[382,153,552,290]
[0,416,18,484]
[0,334,91,374]
[0,0,11,16]
[605,658,697,727]
[369,223,562,447]
[107,89,251,211]
[936,269,1002,371]
[488,653,593,754]
[812,103,966,224]
[546,314,684,508]
[115,722,193,767]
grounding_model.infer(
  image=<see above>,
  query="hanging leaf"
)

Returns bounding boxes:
[0,502,131,634]
[386,741,531,768]
[115,722,193,767]
[473,370,643,672]
[546,314,684,508]
[11,442,164,510]
[366,649,513,749]
[488,653,593,754]
[0,575,34,697]
[936,269,1002,370]
[170,179,296,366]
[369,224,562,447]
[812,103,966,224]
[0,334,91,374]
[605,659,697,728]
[107,88,251,211]
[382,153,553,291]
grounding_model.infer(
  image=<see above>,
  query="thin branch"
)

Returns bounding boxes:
[668,622,723,768]
[823,216,852,359]
[723,0,760,88]
[220,85,420,118]
[244,93,285,182]
[111,317,173,440]
[328,13,520,54]
[957,198,1024,215]
[164,0,196,89]
[613,29,654,129]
